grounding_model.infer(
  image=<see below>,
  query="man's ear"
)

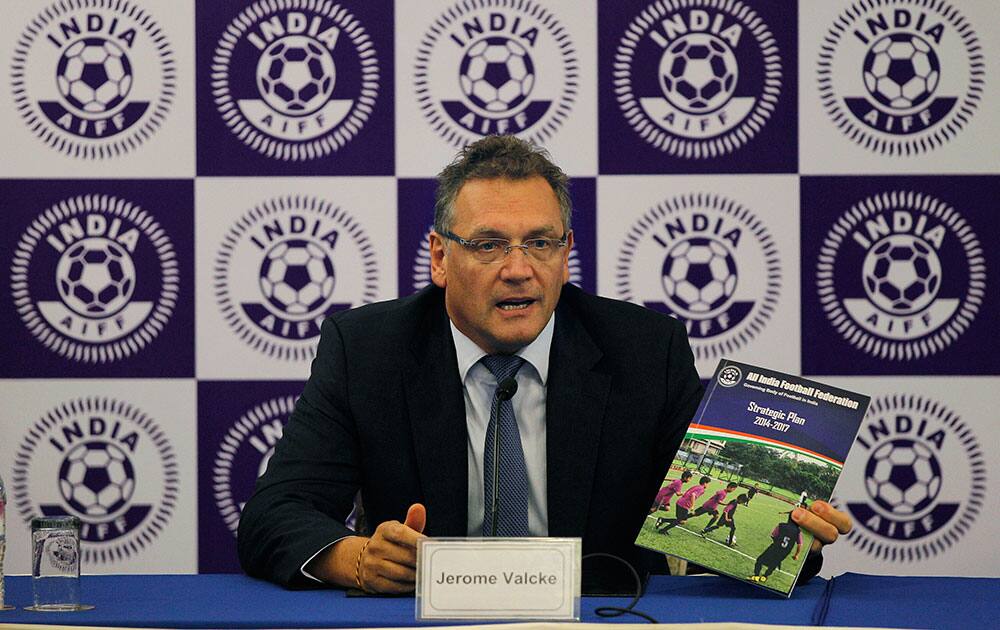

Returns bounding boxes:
[561,230,574,284]
[429,231,447,288]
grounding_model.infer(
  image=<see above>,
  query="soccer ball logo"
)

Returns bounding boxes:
[55,37,133,114]
[58,441,136,517]
[259,239,335,316]
[865,439,942,516]
[45,536,79,569]
[718,365,743,387]
[55,237,136,318]
[862,234,941,316]
[658,33,738,114]
[256,35,336,116]
[661,237,738,315]
[862,33,940,110]
[458,36,535,113]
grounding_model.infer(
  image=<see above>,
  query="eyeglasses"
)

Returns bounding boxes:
[439,230,569,264]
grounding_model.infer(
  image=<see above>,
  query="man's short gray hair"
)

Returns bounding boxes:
[433,135,572,234]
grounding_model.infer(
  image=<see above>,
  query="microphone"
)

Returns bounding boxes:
[489,376,519,536]
[496,376,518,402]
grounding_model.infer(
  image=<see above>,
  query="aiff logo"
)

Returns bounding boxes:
[9,194,179,363]
[836,395,985,560]
[614,0,782,158]
[214,196,378,361]
[413,0,578,146]
[717,364,743,387]
[816,190,984,360]
[817,0,984,155]
[211,0,380,160]
[12,397,178,563]
[10,0,176,158]
[616,193,781,362]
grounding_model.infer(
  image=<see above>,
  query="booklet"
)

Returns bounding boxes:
[636,359,870,596]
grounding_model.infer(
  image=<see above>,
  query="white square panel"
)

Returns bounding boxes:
[0,0,196,177]
[394,0,598,177]
[799,0,1000,174]
[820,376,1000,578]
[0,379,197,574]
[195,176,398,380]
[597,174,800,378]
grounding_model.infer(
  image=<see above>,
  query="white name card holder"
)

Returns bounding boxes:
[415,537,581,621]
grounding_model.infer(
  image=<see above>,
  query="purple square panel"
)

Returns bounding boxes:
[197,380,306,573]
[195,0,395,175]
[598,0,798,173]
[801,176,998,375]
[0,179,194,377]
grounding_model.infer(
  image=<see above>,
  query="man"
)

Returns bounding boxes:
[747,484,759,504]
[238,135,852,594]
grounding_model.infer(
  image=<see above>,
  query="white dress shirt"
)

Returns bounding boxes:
[450,315,553,537]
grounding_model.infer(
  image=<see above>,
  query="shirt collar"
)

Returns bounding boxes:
[450,314,555,386]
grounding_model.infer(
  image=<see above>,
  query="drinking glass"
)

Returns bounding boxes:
[25,516,93,612]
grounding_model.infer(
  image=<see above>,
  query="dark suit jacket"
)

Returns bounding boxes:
[238,283,707,590]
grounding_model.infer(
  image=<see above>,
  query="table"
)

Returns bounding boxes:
[0,573,995,628]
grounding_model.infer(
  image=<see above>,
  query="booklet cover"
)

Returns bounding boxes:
[636,359,870,596]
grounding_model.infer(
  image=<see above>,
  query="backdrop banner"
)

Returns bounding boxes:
[1,0,997,579]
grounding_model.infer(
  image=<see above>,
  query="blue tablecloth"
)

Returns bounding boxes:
[0,573,996,628]
[0,574,825,627]
[820,573,1000,629]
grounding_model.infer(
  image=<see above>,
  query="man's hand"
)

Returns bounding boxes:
[306,503,427,593]
[792,500,852,554]
[357,503,427,593]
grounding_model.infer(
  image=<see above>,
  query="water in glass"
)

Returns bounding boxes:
[31,521,81,611]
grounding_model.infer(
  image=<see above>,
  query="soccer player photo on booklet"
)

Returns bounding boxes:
[636,359,870,596]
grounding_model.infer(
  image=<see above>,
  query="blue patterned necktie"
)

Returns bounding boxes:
[481,354,529,537]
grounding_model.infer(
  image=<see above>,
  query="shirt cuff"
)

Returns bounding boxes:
[299,535,360,583]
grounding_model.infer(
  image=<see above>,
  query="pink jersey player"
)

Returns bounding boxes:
[677,483,706,510]
[655,478,684,507]
[701,488,728,511]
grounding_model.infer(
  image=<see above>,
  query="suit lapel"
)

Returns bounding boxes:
[545,300,611,537]
[404,296,468,536]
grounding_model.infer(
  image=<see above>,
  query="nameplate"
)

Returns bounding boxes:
[415,537,581,621]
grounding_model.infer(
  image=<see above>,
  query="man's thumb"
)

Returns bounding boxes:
[404,503,427,534]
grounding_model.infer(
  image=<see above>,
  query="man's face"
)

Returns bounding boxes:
[430,176,572,355]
